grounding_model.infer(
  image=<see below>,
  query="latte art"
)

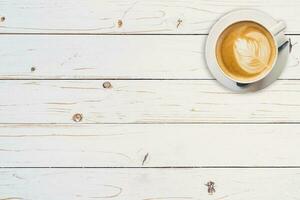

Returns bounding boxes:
[234,37,270,73]
[216,21,276,82]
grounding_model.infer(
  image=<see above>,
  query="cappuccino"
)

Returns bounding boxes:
[216,21,277,82]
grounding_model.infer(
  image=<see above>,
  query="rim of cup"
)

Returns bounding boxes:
[206,9,284,84]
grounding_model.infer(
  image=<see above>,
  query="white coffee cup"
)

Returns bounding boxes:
[220,20,287,84]
[206,9,289,86]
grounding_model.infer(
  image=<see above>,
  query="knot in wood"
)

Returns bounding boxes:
[0,16,5,22]
[117,19,123,28]
[205,181,216,195]
[72,113,83,122]
[103,81,112,89]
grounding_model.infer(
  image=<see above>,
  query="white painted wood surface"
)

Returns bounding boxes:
[1,80,300,123]
[0,35,299,79]
[1,0,300,34]
[0,124,300,167]
[1,0,300,198]
[1,168,300,200]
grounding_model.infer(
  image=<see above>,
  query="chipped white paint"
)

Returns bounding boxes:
[0,124,300,167]
[0,35,299,79]
[1,168,300,199]
[0,0,300,198]
[0,0,300,34]
[0,80,300,123]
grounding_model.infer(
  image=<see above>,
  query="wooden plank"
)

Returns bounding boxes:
[0,124,300,167]
[0,35,205,79]
[0,80,300,123]
[0,0,300,34]
[1,168,300,199]
[0,35,299,79]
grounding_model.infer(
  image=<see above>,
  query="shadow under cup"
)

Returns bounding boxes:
[215,21,277,84]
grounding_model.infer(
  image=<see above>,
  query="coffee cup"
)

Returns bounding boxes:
[215,20,287,84]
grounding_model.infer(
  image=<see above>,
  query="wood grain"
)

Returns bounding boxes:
[0,124,300,167]
[0,35,299,79]
[1,168,300,199]
[1,0,300,198]
[0,0,300,34]
[0,80,300,123]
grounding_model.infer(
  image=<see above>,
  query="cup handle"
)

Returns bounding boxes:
[270,21,288,48]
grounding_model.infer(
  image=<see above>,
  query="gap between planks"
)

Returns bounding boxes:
[0,33,298,35]
[1,166,300,169]
[2,122,300,124]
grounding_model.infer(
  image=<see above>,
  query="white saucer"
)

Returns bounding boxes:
[205,9,290,92]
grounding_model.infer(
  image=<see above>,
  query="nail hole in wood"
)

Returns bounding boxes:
[31,67,36,72]
[0,16,5,22]
[103,81,112,89]
[117,19,123,28]
[205,181,216,195]
[72,113,83,122]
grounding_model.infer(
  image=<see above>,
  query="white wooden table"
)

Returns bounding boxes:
[1,0,300,199]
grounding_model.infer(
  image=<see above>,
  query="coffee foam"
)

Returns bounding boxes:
[216,21,276,82]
